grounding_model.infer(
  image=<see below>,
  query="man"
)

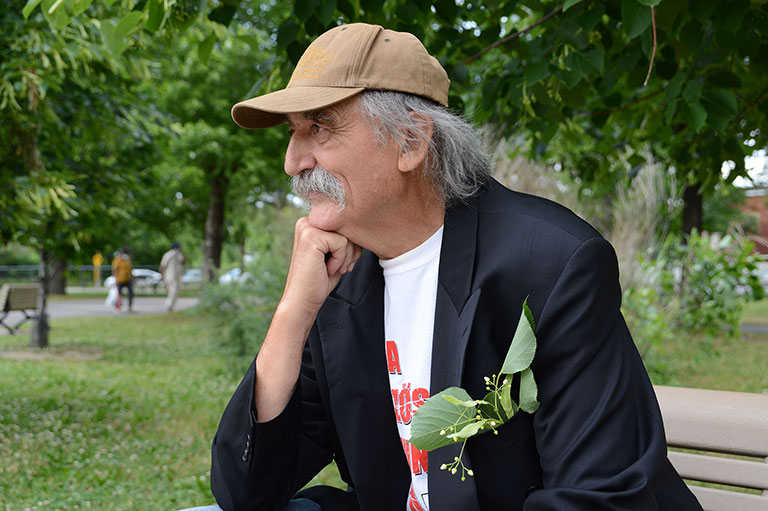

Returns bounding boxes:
[160,241,185,312]
[209,23,701,511]
[111,247,133,312]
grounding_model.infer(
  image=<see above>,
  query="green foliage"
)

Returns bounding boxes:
[0,0,175,265]
[0,243,40,265]
[645,230,765,336]
[196,204,298,356]
[621,284,675,376]
[260,0,768,211]
[410,301,538,481]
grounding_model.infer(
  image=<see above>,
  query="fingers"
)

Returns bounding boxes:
[324,232,361,276]
[285,218,362,313]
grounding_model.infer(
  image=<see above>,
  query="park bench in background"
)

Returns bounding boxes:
[0,283,39,335]
[655,385,768,511]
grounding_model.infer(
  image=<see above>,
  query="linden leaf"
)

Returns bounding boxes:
[519,368,540,413]
[501,298,536,375]
[410,387,477,451]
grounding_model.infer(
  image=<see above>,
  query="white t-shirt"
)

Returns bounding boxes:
[379,226,443,511]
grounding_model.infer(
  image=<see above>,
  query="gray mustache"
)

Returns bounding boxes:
[291,167,346,209]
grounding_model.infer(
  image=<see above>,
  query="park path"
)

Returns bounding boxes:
[0,295,199,336]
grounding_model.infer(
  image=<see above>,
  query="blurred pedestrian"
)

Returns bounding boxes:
[160,242,185,312]
[111,247,134,312]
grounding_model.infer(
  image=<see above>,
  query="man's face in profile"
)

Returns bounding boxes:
[283,96,404,239]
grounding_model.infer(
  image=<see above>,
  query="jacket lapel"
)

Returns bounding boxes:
[428,194,483,511]
[316,251,411,508]
[315,190,485,510]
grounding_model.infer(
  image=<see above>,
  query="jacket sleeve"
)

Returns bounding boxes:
[210,327,335,511]
[523,237,699,510]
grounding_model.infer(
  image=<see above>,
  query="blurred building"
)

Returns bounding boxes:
[742,188,768,255]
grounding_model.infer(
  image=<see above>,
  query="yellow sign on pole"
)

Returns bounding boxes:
[92,253,104,285]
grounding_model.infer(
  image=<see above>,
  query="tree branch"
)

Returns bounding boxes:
[729,85,768,125]
[643,6,657,87]
[462,5,564,65]
[575,89,664,116]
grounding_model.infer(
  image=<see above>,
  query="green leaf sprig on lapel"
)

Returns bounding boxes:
[409,299,539,481]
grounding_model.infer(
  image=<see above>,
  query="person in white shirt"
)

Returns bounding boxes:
[199,22,701,511]
[160,242,185,312]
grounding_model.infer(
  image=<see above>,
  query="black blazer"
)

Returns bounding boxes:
[211,179,701,511]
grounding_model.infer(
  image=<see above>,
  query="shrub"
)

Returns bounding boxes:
[196,204,298,358]
[642,229,765,336]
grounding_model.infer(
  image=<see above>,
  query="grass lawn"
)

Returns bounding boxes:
[1,302,766,510]
[642,298,768,393]
[650,328,768,393]
[0,312,240,511]
[742,298,768,325]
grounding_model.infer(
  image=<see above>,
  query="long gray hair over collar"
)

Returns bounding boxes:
[358,90,491,204]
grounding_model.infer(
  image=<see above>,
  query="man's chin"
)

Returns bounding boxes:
[307,202,344,232]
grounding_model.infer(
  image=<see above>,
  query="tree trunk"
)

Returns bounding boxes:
[238,231,246,270]
[202,174,228,283]
[30,245,49,349]
[16,118,50,348]
[682,182,703,236]
[49,257,67,295]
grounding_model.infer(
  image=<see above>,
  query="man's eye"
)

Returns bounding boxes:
[310,123,326,134]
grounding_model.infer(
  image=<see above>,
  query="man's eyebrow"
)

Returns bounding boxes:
[303,109,338,126]
[282,109,338,128]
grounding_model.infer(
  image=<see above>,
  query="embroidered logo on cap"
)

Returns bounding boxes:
[293,47,330,80]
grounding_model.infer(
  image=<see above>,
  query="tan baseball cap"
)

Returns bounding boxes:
[231,23,450,130]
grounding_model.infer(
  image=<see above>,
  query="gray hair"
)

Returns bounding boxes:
[358,90,491,204]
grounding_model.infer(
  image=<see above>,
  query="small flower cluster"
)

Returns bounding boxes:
[440,454,474,482]
[434,374,512,481]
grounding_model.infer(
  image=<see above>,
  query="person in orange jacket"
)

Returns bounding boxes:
[111,247,134,312]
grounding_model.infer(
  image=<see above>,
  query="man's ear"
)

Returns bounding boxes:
[397,113,433,174]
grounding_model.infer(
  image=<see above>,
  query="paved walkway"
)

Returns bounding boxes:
[0,295,198,336]
[741,323,768,334]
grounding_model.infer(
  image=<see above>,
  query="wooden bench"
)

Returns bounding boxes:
[655,385,768,511]
[0,283,40,335]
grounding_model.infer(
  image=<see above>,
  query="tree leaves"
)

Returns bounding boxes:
[683,101,707,131]
[144,0,165,33]
[101,11,146,57]
[277,19,300,48]
[524,63,549,86]
[197,33,217,65]
[621,0,652,40]
[563,0,585,12]
[209,6,237,27]
[22,0,43,19]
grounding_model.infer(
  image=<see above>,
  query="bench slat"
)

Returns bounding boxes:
[689,485,768,511]
[8,285,39,310]
[656,385,768,457]
[669,451,768,490]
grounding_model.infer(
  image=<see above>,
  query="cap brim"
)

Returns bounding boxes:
[231,86,365,129]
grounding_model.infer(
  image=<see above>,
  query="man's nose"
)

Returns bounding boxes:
[284,136,317,176]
